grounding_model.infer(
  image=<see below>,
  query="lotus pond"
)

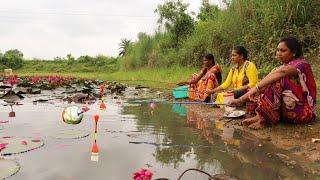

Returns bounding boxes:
[0,79,313,180]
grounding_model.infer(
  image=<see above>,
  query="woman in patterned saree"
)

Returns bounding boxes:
[230,37,317,129]
[178,54,222,102]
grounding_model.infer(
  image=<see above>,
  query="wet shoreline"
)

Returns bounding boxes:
[180,103,320,178]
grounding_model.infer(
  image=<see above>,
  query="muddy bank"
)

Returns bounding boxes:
[181,103,320,177]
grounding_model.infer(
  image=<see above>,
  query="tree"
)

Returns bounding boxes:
[66,53,75,65]
[197,0,220,21]
[118,38,132,56]
[53,56,65,61]
[1,49,24,69]
[155,0,195,47]
[66,54,75,61]
[77,55,94,63]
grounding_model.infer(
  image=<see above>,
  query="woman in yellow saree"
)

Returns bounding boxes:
[208,46,259,103]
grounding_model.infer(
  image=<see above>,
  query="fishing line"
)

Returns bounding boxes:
[105,79,178,85]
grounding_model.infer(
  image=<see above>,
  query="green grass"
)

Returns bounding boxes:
[18,60,119,74]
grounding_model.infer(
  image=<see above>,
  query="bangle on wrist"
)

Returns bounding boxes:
[255,84,260,92]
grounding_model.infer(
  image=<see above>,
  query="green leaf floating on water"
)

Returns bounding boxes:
[0,158,20,179]
[0,136,44,156]
[50,129,90,139]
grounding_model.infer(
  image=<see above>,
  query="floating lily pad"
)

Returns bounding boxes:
[0,158,20,179]
[50,129,89,139]
[0,137,44,156]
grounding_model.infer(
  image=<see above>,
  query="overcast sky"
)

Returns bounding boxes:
[0,0,220,59]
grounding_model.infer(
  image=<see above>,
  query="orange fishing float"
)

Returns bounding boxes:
[91,114,100,162]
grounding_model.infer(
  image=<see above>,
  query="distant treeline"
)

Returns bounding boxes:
[0,49,119,72]
[120,0,320,75]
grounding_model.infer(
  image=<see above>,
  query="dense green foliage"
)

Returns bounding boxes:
[17,55,120,73]
[121,0,320,77]
[0,49,24,69]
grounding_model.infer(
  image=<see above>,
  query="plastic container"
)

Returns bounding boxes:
[172,86,189,99]
[223,92,234,104]
[223,92,235,113]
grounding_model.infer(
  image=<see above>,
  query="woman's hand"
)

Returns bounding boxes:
[177,81,189,86]
[228,98,242,106]
[205,89,215,95]
[247,87,259,102]
[200,67,208,74]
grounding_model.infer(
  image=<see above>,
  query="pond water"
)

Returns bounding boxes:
[0,90,310,180]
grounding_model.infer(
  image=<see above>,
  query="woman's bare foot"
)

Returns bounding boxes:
[242,115,259,126]
[248,120,265,129]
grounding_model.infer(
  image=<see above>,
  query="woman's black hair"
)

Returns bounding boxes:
[204,53,222,84]
[233,46,248,60]
[204,53,215,63]
[279,37,303,58]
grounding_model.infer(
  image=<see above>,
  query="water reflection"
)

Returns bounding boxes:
[221,127,240,147]
[123,102,308,179]
[171,104,188,116]
[0,92,311,180]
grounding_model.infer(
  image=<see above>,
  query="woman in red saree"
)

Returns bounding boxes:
[230,37,317,129]
[179,54,222,102]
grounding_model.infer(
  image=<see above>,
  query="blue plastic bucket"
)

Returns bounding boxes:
[172,85,189,99]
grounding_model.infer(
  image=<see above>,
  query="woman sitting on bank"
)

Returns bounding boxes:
[178,54,222,102]
[230,37,317,129]
[208,46,259,101]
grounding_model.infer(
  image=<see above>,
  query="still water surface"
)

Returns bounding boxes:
[0,91,308,180]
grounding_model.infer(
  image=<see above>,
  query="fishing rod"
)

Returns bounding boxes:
[104,79,178,85]
[131,99,229,106]
[169,101,226,106]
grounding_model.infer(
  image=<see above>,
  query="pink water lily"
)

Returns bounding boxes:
[3,75,20,86]
[150,102,156,109]
[0,143,8,151]
[133,169,153,180]
[31,76,41,85]
[81,106,90,113]
[2,136,13,139]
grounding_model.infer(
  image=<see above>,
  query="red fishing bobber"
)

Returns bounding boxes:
[91,114,100,162]
[9,111,15,117]
[91,142,99,162]
[99,84,105,94]
[99,101,106,110]
[94,114,100,123]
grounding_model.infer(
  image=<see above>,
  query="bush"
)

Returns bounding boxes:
[0,49,24,69]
